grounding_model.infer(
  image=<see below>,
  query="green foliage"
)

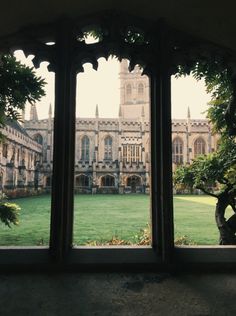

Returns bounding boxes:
[174,56,236,198]
[207,101,228,134]
[176,57,235,136]
[0,193,20,227]
[173,164,195,192]
[176,60,232,100]
[0,54,46,133]
[174,235,196,245]
[124,27,148,45]
[174,138,236,195]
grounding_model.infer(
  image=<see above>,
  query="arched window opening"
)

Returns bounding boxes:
[104,136,112,160]
[33,134,43,145]
[138,83,144,95]
[2,143,8,158]
[0,172,3,189]
[101,175,115,187]
[75,174,89,187]
[172,137,184,164]
[125,83,132,103]
[127,175,141,193]
[194,137,206,157]
[81,136,90,161]
[46,176,51,187]
[126,84,132,95]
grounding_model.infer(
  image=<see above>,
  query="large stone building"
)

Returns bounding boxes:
[0,120,42,197]
[0,60,219,195]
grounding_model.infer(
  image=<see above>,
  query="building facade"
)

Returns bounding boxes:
[0,60,219,196]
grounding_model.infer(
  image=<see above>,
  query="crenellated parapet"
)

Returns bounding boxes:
[2,125,42,153]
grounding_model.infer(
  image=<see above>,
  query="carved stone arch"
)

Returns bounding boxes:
[46,175,51,187]
[75,173,89,187]
[126,174,142,193]
[33,133,43,145]
[100,174,115,187]
[101,133,112,142]
[78,133,91,142]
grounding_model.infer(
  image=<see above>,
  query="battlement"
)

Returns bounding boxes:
[2,124,42,153]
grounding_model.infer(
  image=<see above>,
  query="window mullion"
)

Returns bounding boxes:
[50,20,76,262]
[159,23,174,264]
[150,72,162,252]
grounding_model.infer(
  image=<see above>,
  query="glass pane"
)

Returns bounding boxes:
[0,51,54,246]
[171,74,229,245]
[73,57,151,246]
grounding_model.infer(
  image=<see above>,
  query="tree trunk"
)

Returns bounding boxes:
[215,192,236,245]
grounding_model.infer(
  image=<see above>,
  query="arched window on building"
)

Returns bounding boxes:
[33,133,43,145]
[2,143,8,158]
[101,175,115,187]
[81,136,90,161]
[75,174,89,187]
[46,176,51,187]
[0,172,3,189]
[126,84,132,95]
[194,137,206,157]
[138,83,144,94]
[138,83,144,95]
[125,83,132,103]
[137,83,144,103]
[127,175,141,193]
[172,137,184,164]
[104,136,112,160]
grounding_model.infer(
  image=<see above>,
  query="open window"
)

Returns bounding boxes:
[0,14,236,269]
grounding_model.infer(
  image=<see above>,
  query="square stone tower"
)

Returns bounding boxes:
[119,59,150,121]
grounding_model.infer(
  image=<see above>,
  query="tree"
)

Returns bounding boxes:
[173,56,236,244]
[0,54,46,137]
[174,136,236,245]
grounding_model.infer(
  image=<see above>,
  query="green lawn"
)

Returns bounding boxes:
[0,194,232,246]
[174,195,233,245]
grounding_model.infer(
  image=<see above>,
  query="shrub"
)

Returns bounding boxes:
[0,193,20,227]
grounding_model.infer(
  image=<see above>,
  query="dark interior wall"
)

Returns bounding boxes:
[0,1,235,51]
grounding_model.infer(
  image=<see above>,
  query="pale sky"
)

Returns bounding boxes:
[15,51,211,120]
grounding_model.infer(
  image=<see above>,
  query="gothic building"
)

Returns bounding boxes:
[0,60,219,195]
[0,120,42,197]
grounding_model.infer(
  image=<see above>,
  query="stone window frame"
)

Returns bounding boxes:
[194,137,206,157]
[172,137,184,164]
[104,136,113,161]
[122,144,141,163]
[0,13,236,271]
[2,143,8,159]
[75,174,89,187]
[126,83,132,95]
[81,135,90,161]
[101,174,115,187]
[33,133,43,145]
[137,82,144,95]
[125,83,132,104]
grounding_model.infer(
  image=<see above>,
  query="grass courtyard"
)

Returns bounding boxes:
[0,194,232,246]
